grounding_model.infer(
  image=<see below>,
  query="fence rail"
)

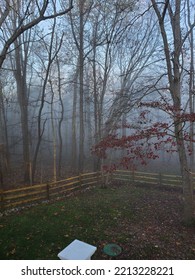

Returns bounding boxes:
[0,172,101,211]
[1,170,194,212]
[113,170,188,188]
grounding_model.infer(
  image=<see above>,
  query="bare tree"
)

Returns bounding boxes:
[0,0,73,183]
[69,0,95,172]
[12,30,32,182]
[56,57,65,177]
[0,0,73,68]
[0,81,10,171]
[185,0,195,171]
[71,66,79,171]
[151,0,195,223]
[87,0,139,170]
[31,18,64,182]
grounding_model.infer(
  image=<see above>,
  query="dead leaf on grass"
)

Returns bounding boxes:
[11,248,16,254]
[54,212,59,216]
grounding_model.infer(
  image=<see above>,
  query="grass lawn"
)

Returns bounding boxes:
[0,183,195,259]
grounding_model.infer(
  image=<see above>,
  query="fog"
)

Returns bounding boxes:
[0,0,195,188]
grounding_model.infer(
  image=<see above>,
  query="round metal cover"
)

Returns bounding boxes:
[103,243,122,257]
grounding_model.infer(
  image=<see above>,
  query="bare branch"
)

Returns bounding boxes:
[0,1,10,27]
[0,0,73,68]
[162,0,170,22]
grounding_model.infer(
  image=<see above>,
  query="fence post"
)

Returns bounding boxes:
[110,171,113,182]
[29,162,33,186]
[132,169,135,183]
[0,189,4,212]
[79,174,82,188]
[46,184,50,200]
[97,171,100,186]
[101,171,106,187]
[159,173,162,187]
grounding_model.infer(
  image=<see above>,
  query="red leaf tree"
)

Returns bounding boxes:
[92,107,178,172]
[92,102,195,224]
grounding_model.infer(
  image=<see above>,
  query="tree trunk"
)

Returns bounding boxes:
[0,83,10,171]
[32,17,62,182]
[151,0,194,223]
[14,41,30,183]
[50,81,57,182]
[71,70,78,171]
[56,59,64,177]
[78,0,85,173]
[187,2,195,171]
[92,39,101,171]
[175,123,194,222]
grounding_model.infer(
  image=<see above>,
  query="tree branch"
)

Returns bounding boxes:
[0,0,73,68]
[162,0,169,22]
[0,1,10,28]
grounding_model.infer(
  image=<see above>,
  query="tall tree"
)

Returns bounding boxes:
[88,0,139,170]
[78,0,85,173]
[56,56,65,177]
[0,80,10,171]
[13,35,31,182]
[31,17,64,182]
[71,66,79,171]
[0,0,73,182]
[185,0,195,171]
[151,0,194,223]
[69,0,94,172]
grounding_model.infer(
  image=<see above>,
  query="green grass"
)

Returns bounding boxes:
[0,185,135,259]
[0,184,194,259]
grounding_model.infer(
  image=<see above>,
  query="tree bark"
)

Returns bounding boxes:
[151,0,194,223]
[78,0,85,173]
[56,58,64,177]
[14,39,31,182]
[71,69,79,171]
[0,82,10,170]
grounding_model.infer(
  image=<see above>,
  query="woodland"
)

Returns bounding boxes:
[0,0,195,225]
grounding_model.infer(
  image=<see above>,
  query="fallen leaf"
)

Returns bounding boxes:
[11,248,16,255]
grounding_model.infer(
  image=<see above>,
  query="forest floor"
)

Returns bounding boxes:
[0,183,195,259]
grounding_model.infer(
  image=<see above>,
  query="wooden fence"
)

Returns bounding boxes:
[0,172,100,212]
[1,169,194,212]
[113,170,190,188]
